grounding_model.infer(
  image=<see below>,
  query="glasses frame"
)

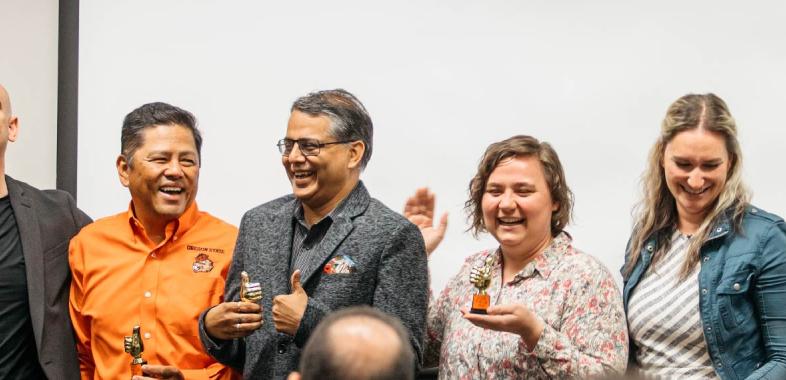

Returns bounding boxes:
[277,138,355,157]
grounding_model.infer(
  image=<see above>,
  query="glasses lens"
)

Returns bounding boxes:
[298,139,320,156]
[277,139,293,155]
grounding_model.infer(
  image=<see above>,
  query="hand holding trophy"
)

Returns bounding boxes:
[124,325,147,377]
[469,255,494,314]
[204,270,264,340]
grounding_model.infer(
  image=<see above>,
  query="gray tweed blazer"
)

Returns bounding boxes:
[199,181,428,379]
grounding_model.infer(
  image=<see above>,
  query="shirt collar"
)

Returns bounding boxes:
[293,181,362,228]
[126,201,200,243]
[505,231,572,283]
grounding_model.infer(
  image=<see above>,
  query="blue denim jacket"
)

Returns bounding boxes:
[622,205,786,380]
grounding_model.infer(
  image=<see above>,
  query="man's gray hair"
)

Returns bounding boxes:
[291,89,373,169]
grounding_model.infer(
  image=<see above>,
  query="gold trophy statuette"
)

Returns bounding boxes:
[123,325,147,377]
[469,255,494,314]
[240,271,262,303]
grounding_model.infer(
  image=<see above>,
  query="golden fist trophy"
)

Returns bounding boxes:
[240,271,262,303]
[469,255,494,314]
[123,325,147,377]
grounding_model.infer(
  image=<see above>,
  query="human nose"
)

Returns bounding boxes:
[686,169,705,189]
[498,190,516,211]
[164,160,184,177]
[285,142,306,162]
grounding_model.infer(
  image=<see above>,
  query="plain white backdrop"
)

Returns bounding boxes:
[1,0,59,189]
[77,0,786,292]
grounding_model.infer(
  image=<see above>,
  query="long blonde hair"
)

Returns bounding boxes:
[623,94,750,280]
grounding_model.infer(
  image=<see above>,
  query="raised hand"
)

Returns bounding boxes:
[403,187,448,256]
[272,270,308,336]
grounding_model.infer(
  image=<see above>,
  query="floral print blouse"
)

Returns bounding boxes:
[425,232,628,379]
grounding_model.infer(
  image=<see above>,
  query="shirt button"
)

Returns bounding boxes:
[144,332,151,339]
[706,326,711,331]
[646,245,654,252]
[716,227,723,233]
[751,208,758,213]
[733,283,741,291]
[151,252,157,258]
[277,343,287,354]
[703,256,709,262]
[702,288,708,295]
[144,291,152,298]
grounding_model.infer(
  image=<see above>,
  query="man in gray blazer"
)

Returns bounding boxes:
[0,83,91,379]
[199,89,429,379]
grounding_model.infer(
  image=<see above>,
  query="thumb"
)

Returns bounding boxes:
[290,270,304,294]
[486,304,517,315]
[437,212,449,236]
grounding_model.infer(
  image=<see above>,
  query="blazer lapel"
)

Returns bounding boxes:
[7,176,45,349]
[299,217,354,285]
[269,198,296,295]
[298,182,370,285]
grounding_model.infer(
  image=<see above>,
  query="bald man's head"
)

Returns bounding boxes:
[0,84,19,158]
[293,306,415,380]
[0,84,12,118]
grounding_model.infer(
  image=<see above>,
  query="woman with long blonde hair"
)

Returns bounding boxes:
[623,93,786,379]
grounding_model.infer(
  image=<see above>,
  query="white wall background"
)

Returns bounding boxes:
[0,0,59,189]
[78,0,786,292]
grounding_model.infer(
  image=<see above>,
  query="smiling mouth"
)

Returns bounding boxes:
[160,186,184,195]
[681,185,710,195]
[293,170,314,179]
[497,217,525,226]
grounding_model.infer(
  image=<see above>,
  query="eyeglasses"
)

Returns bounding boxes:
[276,138,354,157]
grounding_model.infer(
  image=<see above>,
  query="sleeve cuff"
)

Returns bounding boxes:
[293,298,329,347]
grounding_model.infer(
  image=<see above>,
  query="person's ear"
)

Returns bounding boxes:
[346,140,365,170]
[7,116,18,142]
[117,155,131,187]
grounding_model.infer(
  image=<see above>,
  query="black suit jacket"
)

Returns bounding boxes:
[7,176,91,380]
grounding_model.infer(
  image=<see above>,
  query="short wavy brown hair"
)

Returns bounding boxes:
[465,135,574,237]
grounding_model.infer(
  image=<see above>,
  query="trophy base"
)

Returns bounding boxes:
[131,360,147,377]
[470,294,490,314]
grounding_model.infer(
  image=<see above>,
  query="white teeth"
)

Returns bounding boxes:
[498,218,523,224]
[160,187,182,194]
[294,171,313,179]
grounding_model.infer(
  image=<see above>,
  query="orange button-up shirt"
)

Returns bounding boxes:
[69,202,238,380]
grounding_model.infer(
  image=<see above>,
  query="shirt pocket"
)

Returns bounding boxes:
[716,269,755,329]
[167,275,222,336]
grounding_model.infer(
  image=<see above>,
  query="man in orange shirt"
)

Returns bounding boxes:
[69,102,238,379]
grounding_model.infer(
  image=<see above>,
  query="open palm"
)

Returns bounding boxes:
[403,187,448,256]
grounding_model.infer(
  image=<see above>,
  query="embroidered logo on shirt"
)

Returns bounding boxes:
[192,253,214,273]
[187,245,225,254]
[323,255,357,275]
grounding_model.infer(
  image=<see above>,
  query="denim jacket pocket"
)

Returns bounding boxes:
[716,270,755,329]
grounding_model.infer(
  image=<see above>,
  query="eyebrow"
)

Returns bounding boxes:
[146,150,197,156]
[671,156,724,164]
[513,183,537,190]
[486,182,536,189]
